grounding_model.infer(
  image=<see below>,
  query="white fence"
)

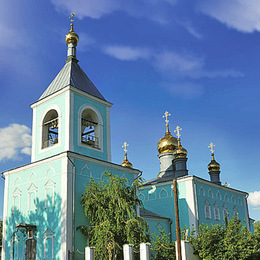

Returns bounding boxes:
[85,241,200,260]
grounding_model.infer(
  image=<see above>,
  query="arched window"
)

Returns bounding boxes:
[233,206,238,216]
[216,191,221,200]
[44,228,55,259]
[10,232,19,260]
[28,183,37,212]
[199,186,205,196]
[208,189,214,198]
[81,108,100,148]
[214,202,220,220]
[222,203,228,220]
[205,200,211,219]
[12,188,21,213]
[42,109,59,149]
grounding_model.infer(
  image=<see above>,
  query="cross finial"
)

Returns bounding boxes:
[69,12,75,31]
[163,111,171,125]
[208,142,215,154]
[174,126,182,139]
[122,142,129,154]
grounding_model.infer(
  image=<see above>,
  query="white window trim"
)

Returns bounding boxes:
[12,188,21,213]
[10,232,19,260]
[205,200,211,219]
[45,179,56,208]
[159,188,169,198]
[214,203,220,220]
[44,228,55,259]
[28,183,38,212]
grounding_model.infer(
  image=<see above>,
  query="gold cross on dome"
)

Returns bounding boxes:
[69,12,75,23]
[163,111,171,125]
[174,126,182,139]
[208,142,215,154]
[122,142,129,153]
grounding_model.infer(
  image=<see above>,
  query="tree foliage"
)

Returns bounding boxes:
[151,229,175,260]
[254,221,260,237]
[191,215,260,260]
[80,172,150,259]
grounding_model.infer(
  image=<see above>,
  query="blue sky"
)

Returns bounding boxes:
[0,0,260,221]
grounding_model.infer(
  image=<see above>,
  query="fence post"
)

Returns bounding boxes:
[140,243,150,260]
[123,244,133,260]
[85,247,95,260]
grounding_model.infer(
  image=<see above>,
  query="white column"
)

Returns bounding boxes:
[85,247,95,260]
[123,244,133,260]
[140,243,150,260]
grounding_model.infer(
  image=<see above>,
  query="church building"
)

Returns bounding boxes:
[1,16,253,259]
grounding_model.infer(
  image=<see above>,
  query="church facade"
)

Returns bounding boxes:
[1,17,253,259]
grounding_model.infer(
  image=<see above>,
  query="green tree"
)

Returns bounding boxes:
[151,229,175,260]
[254,221,260,237]
[79,172,150,260]
[191,214,260,260]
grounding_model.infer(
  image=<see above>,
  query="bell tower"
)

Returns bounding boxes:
[30,15,112,163]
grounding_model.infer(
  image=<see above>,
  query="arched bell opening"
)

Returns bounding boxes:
[42,109,59,149]
[81,109,100,148]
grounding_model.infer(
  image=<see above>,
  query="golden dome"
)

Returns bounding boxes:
[121,154,133,168]
[157,125,178,154]
[174,139,187,158]
[208,154,220,171]
[66,29,79,44]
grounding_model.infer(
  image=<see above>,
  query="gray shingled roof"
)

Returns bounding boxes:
[140,208,171,220]
[39,60,106,101]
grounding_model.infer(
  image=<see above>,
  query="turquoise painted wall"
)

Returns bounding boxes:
[73,93,109,161]
[195,180,247,227]
[140,182,189,242]
[34,93,66,162]
[5,159,62,259]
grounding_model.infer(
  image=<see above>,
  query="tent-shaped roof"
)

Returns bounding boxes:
[39,60,106,101]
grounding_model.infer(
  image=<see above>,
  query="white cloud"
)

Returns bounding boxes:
[51,0,176,24]
[102,44,243,99]
[51,0,121,19]
[248,191,260,207]
[154,50,243,79]
[103,46,151,61]
[198,0,260,33]
[0,124,32,161]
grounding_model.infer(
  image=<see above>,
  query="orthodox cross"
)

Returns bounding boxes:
[69,12,75,30]
[163,111,171,125]
[174,126,182,139]
[208,142,215,154]
[69,12,75,23]
[122,142,129,154]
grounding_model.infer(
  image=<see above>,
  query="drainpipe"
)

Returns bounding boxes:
[68,157,75,258]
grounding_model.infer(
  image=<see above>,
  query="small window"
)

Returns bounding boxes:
[42,109,59,149]
[222,204,228,220]
[214,202,220,220]
[81,109,99,148]
[205,200,211,219]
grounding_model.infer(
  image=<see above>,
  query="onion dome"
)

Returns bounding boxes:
[157,124,178,154]
[174,138,187,158]
[65,13,79,45]
[121,142,133,168]
[121,153,133,168]
[208,153,220,171]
